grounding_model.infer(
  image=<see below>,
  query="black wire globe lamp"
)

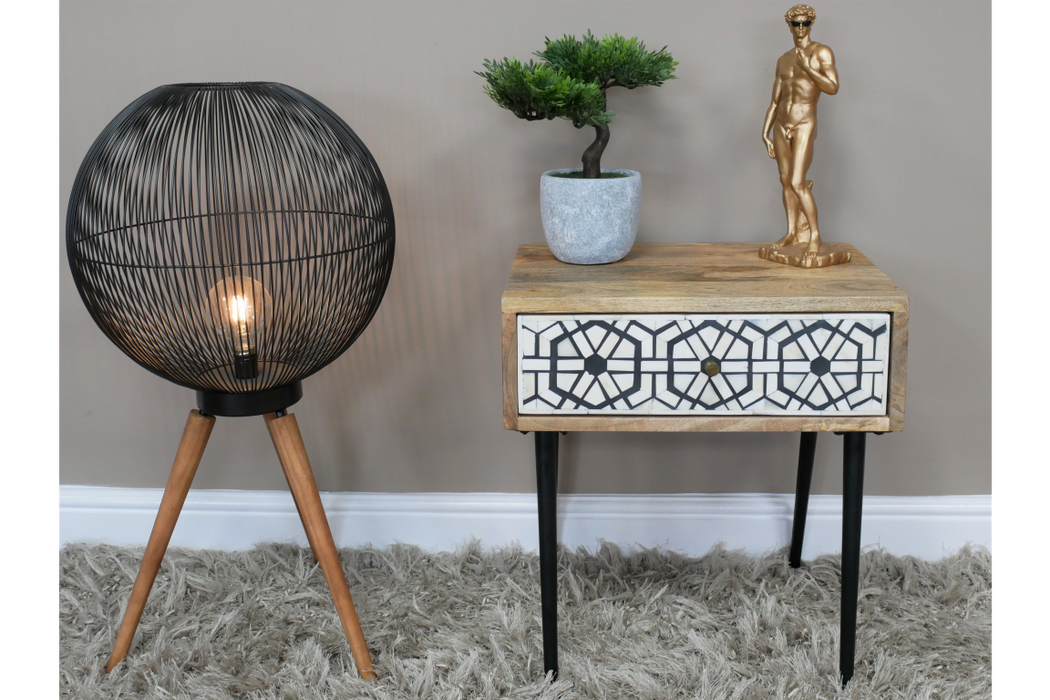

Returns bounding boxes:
[66,82,395,678]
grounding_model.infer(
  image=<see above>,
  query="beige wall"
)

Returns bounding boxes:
[60,0,990,496]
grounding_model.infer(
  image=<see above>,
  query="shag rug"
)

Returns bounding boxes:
[60,542,990,699]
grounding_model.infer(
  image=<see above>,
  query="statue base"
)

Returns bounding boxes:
[758,242,852,269]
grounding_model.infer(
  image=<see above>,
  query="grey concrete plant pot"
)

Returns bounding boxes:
[540,169,641,265]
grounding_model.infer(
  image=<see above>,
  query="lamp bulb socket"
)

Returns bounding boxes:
[234,352,259,380]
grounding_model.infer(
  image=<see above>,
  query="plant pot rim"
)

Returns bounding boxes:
[542,168,640,178]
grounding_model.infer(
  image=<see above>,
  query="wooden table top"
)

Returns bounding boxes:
[501,243,908,315]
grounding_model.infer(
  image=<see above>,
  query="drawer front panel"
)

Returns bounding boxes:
[518,314,890,416]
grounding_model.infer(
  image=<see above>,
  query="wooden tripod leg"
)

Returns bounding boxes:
[264,413,317,562]
[106,409,215,673]
[265,412,376,681]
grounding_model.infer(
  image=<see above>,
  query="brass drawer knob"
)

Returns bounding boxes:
[703,359,720,376]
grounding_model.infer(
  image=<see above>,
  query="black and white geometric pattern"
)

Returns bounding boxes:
[518,314,889,415]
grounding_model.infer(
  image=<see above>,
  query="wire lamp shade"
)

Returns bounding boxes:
[67,82,395,416]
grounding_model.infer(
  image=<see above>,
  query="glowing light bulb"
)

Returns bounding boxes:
[207,274,271,379]
[228,295,253,354]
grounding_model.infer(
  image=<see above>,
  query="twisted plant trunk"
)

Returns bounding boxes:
[581,124,610,179]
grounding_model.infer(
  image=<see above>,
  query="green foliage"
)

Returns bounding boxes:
[479,31,676,130]
[477,58,611,128]
[537,31,678,91]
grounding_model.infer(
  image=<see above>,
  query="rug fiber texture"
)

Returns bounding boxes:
[59,542,990,699]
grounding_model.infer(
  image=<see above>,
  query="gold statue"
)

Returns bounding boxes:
[759,5,851,268]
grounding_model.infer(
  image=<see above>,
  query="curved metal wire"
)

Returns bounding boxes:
[66,82,395,394]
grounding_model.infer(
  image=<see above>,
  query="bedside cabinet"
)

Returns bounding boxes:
[501,243,908,685]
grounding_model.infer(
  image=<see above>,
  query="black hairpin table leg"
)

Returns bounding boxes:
[789,432,818,568]
[534,431,560,678]
[840,432,866,686]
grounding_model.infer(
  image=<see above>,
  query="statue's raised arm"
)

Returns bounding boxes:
[794,42,838,95]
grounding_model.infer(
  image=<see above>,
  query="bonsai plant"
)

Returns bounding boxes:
[479,32,677,179]
[479,32,676,265]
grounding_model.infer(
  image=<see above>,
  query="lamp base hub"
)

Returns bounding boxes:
[196,381,303,417]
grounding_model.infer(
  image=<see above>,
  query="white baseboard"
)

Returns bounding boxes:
[59,486,990,561]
